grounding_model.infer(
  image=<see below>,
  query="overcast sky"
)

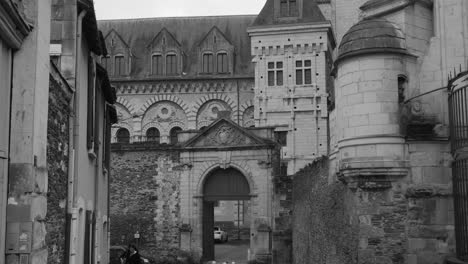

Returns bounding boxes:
[94,0,267,20]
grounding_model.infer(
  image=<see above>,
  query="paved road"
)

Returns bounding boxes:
[214,239,249,264]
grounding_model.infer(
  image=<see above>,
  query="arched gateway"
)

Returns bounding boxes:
[178,118,279,262]
[201,168,251,260]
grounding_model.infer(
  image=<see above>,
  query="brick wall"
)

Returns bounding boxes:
[292,157,358,264]
[45,73,72,264]
[110,148,183,260]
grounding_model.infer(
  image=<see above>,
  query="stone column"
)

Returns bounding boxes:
[6,1,51,264]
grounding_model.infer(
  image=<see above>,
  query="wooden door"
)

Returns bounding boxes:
[202,201,215,261]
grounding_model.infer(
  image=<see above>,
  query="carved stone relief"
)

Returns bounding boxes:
[197,100,232,128]
[142,101,188,136]
[197,124,251,147]
[243,106,255,127]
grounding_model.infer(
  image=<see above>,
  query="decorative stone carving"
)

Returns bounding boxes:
[142,101,188,137]
[197,100,232,128]
[206,125,245,146]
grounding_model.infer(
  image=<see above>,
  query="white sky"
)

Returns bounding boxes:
[94,0,268,20]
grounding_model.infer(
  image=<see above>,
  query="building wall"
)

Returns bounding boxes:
[0,37,13,261]
[110,149,182,260]
[46,65,73,264]
[249,26,331,174]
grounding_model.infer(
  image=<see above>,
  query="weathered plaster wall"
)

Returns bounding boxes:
[110,148,183,260]
[46,70,72,264]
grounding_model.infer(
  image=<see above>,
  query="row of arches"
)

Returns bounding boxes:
[113,97,255,143]
[115,126,182,144]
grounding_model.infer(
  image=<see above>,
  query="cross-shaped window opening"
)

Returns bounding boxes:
[295,60,312,85]
[268,61,284,86]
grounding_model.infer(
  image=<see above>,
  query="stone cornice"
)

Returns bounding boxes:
[0,0,32,49]
[112,78,255,95]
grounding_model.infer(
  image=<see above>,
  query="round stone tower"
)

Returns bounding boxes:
[335,19,412,187]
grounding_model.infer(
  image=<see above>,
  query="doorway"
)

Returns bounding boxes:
[201,168,251,263]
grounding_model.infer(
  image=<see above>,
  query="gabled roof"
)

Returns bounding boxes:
[198,26,234,47]
[183,118,274,149]
[146,28,183,50]
[251,0,327,27]
[98,15,256,78]
[104,29,131,49]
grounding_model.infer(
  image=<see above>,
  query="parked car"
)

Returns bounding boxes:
[213,226,228,242]
[110,245,154,264]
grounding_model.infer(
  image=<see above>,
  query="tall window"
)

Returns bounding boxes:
[114,55,125,76]
[166,54,178,75]
[398,75,407,104]
[152,55,163,75]
[116,128,130,143]
[203,53,214,73]
[170,127,182,144]
[268,61,284,86]
[280,0,298,17]
[146,127,160,143]
[101,56,111,72]
[295,60,312,85]
[217,53,228,73]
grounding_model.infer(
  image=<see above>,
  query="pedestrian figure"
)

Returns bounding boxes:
[120,244,142,264]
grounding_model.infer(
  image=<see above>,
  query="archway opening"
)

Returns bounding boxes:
[202,167,251,263]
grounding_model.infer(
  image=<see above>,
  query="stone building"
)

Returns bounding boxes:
[0,0,116,264]
[105,0,468,263]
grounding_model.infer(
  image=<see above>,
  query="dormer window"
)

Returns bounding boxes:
[166,54,178,75]
[280,0,298,17]
[202,53,214,73]
[114,55,125,76]
[151,54,163,75]
[217,52,228,73]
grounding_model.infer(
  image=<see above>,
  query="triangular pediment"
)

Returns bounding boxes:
[147,28,182,51]
[198,26,233,48]
[183,118,267,148]
[104,29,131,52]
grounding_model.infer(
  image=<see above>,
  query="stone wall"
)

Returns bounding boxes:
[292,157,358,264]
[110,147,183,260]
[45,72,72,263]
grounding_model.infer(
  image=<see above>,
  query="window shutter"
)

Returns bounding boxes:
[87,57,95,150]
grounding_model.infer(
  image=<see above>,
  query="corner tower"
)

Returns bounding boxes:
[248,0,335,173]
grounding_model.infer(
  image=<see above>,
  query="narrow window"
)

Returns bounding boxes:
[146,127,160,143]
[203,53,214,73]
[217,53,228,73]
[280,0,298,17]
[280,0,288,16]
[170,127,182,144]
[166,54,178,75]
[116,128,130,143]
[152,55,163,75]
[114,55,125,76]
[398,75,407,103]
[296,61,303,85]
[276,62,283,86]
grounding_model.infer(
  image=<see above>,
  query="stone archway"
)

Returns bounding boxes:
[201,167,251,262]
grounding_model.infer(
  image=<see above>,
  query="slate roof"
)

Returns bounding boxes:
[337,19,408,63]
[97,15,257,78]
[251,0,327,27]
